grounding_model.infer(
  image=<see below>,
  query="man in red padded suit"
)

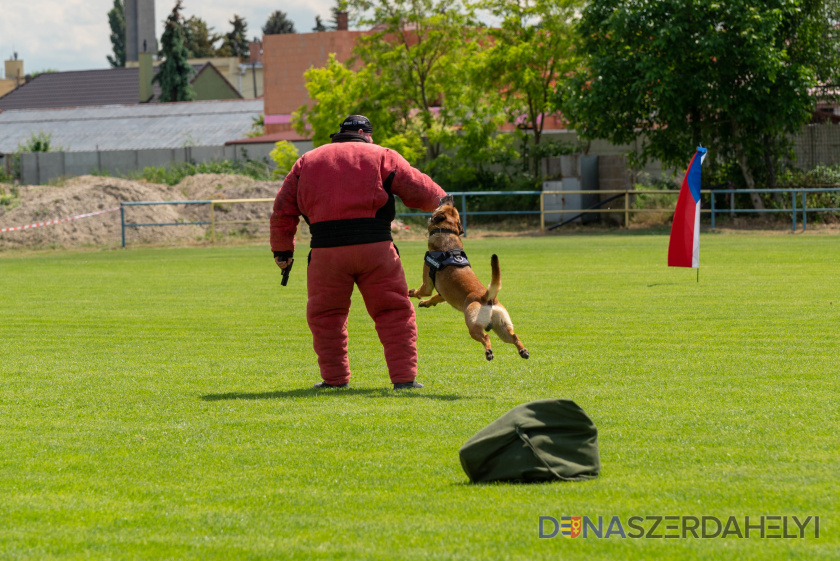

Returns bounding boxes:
[271,115,448,389]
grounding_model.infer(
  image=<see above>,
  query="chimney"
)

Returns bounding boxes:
[249,41,262,64]
[138,52,154,102]
[336,11,349,31]
[126,0,156,62]
[5,57,24,86]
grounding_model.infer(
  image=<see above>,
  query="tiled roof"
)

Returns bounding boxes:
[0,99,263,153]
[0,64,229,111]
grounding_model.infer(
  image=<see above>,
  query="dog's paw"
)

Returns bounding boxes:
[519,348,530,359]
[408,289,418,298]
[419,299,432,308]
[485,349,494,361]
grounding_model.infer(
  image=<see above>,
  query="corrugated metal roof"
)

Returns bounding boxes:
[0,99,263,153]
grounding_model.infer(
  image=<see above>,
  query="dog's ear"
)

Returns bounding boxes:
[432,213,446,223]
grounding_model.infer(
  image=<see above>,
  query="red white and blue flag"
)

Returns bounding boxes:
[668,147,707,268]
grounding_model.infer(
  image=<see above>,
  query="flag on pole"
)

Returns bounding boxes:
[668,147,708,268]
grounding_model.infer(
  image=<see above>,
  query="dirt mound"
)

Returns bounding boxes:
[0,175,289,250]
[0,174,444,251]
[175,175,290,241]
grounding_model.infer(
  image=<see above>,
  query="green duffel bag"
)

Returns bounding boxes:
[459,399,600,483]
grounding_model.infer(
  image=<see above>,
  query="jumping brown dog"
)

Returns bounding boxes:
[408,200,529,361]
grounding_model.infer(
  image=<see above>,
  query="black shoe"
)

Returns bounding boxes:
[393,381,424,389]
[313,381,349,389]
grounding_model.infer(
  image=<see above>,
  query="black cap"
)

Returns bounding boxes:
[339,114,373,134]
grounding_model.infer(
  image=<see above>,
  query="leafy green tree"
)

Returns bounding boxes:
[293,54,425,163]
[270,141,301,178]
[263,10,296,35]
[153,0,196,102]
[217,15,249,58]
[107,0,126,67]
[810,0,840,102]
[348,0,487,161]
[478,0,584,177]
[183,16,220,58]
[563,0,826,207]
[298,0,525,193]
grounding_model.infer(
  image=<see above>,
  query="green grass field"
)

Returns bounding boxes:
[1,233,837,560]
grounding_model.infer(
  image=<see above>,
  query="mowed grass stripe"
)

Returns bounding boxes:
[0,234,837,560]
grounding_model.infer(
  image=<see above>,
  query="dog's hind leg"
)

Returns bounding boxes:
[492,307,529,359]
[466,302,494,360]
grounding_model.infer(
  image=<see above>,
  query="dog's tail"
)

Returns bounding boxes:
[483,254,501,304]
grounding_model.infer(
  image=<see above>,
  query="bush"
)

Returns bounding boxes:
[778,164,840,187]
[269,141,300,179]
[633,174,679,210]
[17,130,62,153]
[0,184,19,207]
[0,164,14,185]
[99,159,274,186]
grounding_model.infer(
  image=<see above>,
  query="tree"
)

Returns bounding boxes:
[313,15,328,32]
[270,141,301,178]
[563,0,825,208]
[810,0,840,102]
[348,0,487,161]
[183,16,220,58]
[263,10,296,35]
[329,0,349,29]
[293,54,425,163]
[478,0,584,177]
[217,15,249,58]
[153,0,196,102]
[297,0,520,191]
[107,0,126,68]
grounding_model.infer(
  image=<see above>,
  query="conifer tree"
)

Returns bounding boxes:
[218,15,249,58]
[106,0,126,67]
[263,10,296,35]
[153,0,196,102]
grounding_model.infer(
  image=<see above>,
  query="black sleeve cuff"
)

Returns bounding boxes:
[273,250,294,260]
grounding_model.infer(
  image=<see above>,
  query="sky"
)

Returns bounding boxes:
[1,0,336,76]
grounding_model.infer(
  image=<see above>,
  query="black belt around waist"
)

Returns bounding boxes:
[309,218,393,248]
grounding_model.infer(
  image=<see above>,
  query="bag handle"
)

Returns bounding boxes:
[515,425,569,481]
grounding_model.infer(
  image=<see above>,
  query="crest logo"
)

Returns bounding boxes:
[561,516,582,538]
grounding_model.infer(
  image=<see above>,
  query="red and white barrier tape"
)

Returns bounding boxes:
[0,207,120,233]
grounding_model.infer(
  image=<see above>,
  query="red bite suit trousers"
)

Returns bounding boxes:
[307,241,416,385]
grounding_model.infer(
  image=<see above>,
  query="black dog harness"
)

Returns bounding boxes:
[424,249,470,288]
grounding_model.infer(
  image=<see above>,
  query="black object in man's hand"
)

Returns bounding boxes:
[281,258,294,286]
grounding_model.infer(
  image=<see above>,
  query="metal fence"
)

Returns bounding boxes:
[541,188,840,231]
[119,187,840,246]
[709,187,840,231]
